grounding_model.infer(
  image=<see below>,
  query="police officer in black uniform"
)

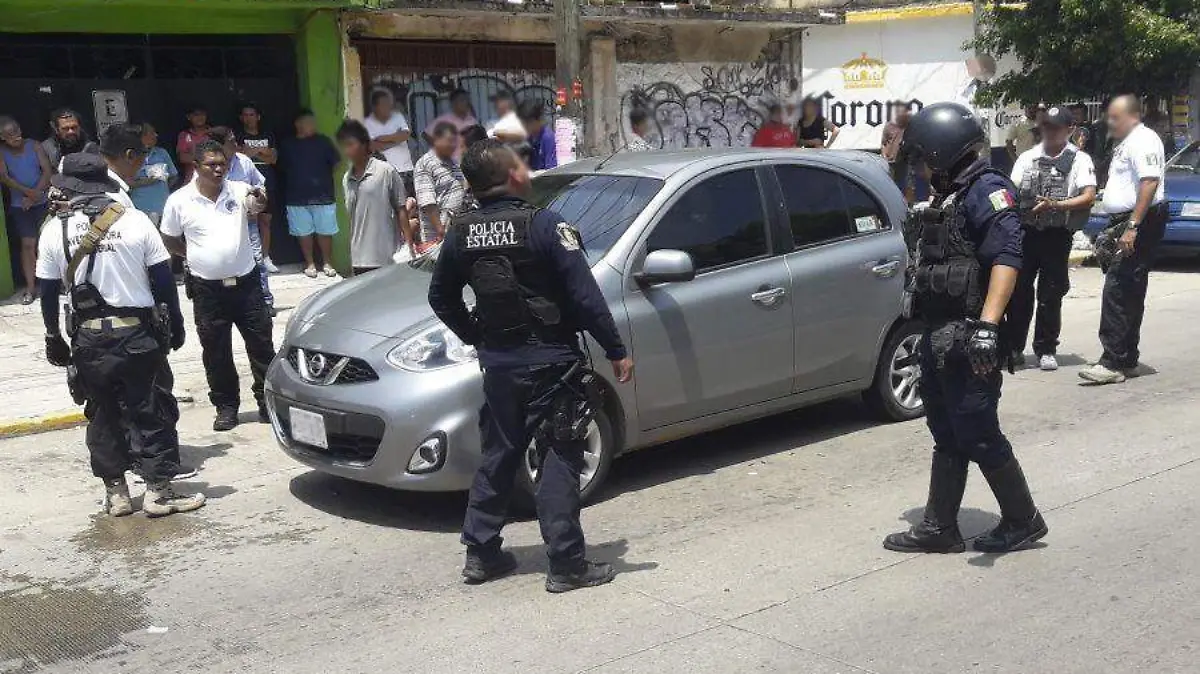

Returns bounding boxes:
[429,139,634,593]
[884,103,1048,554]
[36,126,204,518]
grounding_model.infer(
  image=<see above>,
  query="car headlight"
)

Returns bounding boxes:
[1181,202,1200,218]
[387,321,478,371]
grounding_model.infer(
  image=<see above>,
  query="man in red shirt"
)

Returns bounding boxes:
[751,104,797,148]
[176,104,211,182]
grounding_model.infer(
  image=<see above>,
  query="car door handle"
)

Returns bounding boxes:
[750,287,787,306]
[870,260,902,278]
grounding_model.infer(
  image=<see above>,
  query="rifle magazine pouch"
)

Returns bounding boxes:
[929,265,949,295]
[525,296,561,326]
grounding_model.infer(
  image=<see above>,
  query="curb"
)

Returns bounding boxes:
[0,409,87,439]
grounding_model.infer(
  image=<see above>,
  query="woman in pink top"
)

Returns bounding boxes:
[423,89,478,158]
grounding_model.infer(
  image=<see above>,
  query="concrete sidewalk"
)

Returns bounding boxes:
[0,267,342,436]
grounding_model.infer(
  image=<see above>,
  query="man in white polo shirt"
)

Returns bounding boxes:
[1008,106,1097,371]
[363,89,415,198]
[1079,95,1168,385]
[160,139,274,430]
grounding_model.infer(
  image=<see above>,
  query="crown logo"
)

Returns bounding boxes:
[841,53,888,90]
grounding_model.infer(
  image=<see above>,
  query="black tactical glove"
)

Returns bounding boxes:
[170,314,186,351]
[965,319,1000,376]
[45,333,71,367]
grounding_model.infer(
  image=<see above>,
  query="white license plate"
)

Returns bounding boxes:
[1181,202,1200,218]
[290,407,328,449]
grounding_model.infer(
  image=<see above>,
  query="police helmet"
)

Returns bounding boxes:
[903,102,986,174]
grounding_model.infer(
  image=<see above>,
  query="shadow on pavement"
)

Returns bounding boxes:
[179,442,232,472]
[503,538,659,579]
[287,470,467,533]
[597,398,881,505]
[899,505,998,538]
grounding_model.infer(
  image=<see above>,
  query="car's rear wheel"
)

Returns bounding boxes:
[864,321,925,422]
[514,403,616,512]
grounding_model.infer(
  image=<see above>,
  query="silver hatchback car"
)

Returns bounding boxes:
[266,149,923,504]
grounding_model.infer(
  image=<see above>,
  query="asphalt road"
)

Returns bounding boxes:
[2,265,1198,674]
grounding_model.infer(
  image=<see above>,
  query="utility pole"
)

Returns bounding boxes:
[553,0,583,160]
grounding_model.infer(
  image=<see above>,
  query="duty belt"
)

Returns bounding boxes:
[80,316,142,331]
[189,271,257,288]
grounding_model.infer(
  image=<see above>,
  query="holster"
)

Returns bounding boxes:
[531,364,599,474]
[66,364,88,406]
[1094,213,1130,273]
[928,321,964,371]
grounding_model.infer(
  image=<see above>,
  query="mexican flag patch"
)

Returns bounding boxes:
[988,189,1015,211]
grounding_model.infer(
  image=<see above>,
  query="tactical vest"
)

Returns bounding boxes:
[908,171,998,323]
[451,203,573,349]
[1017,150,1088,230]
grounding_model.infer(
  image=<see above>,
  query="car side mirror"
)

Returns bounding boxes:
[635,249,696,286]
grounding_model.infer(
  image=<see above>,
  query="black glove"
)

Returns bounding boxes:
[45,333,71,367]
[170,314,186,351]
[965,319,1000,376]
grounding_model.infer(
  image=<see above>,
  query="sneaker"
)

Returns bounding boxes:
[1038,354,1059,371]
[303,265,318,279]
[323,266,338,278]
[462,549,518,585]
[213,407,239,432]
[129,466,198,484]
[1078,363,1126,385]
[103,478,135,517]
[263,256,280,274]
[143,481,206,517]
[545,559,616,594]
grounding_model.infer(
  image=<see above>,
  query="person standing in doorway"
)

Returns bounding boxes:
[41,108,99,170]
[176,104,211,183]
[208,126,275,316]
[413,122,469,252]
[338,120,411,275]
[238,103,280,274]
[280,109,341,278]
[796,97,840,149]
[0,116,53,304]
[1008,106,1097,371]
[160,140,274,432]
[363,89,415,198]
[129,123,178,227]
[751,104,798,148]
[881,101,913,197]
[425,89,479,159]
[1079,95,1168,385]
[519,100,557,171]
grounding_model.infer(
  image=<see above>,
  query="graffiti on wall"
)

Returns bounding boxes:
[369,69,556,155]
[616,59,797,151]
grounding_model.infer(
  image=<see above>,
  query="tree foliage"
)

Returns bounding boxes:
[970,0,1200,105]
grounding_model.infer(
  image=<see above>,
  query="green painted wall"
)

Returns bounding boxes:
[0,0,351,297]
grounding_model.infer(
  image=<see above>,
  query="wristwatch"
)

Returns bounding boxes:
[1127,220,1140,231]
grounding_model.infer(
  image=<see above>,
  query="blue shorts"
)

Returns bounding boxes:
[286,204,338,236]
[6,204,48,240]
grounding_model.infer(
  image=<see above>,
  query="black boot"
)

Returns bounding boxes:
[213,407,238,432]
[545,559,616,594]
[974,457,1048,553]
[883,451,969,553]
[462,548,518,585]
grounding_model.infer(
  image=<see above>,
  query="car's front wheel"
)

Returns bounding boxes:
[514,403,616,512]
[864,320,925,422]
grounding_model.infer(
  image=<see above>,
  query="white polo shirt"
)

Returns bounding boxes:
[160,180,257,281]
[1104,123,1166,213]
[106,170,135,208]
[35,201,169,309]
[1010,143,1098,198]
[364,112,414,172]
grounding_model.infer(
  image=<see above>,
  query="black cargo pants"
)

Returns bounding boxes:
[918,326,1013,470]
[1099,203,1167,370]
[74,324,180,482]
[462,362,587,572]
[191,272,276,412]
[1007,226,1073,357]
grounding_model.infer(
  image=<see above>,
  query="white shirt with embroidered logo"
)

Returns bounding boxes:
[35,197,169,309]
[160,179,257,281]
[1103,123,1166,214]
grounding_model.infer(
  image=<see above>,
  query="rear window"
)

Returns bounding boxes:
[530,174,664,263]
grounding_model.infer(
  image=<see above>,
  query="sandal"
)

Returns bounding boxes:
[323,266,338,278]
[303,266,318,279]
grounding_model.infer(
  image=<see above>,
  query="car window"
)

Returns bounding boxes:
[530,174,664,264]
[1167,142,1200,173]
[646,168,768,271]
[775,165,885,247]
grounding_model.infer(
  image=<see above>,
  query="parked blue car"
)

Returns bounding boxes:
[1085,140,1200,256]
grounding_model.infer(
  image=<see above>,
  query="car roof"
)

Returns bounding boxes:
[547,148,888,181]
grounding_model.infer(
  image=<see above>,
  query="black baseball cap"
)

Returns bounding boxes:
[1041,105,1074,127]
[51,153,119,195]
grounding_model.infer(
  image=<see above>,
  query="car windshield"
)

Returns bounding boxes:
[1167,142,1200,173]
[529,173,664,263]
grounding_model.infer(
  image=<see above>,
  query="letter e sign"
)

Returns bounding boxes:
[92,90,129,134]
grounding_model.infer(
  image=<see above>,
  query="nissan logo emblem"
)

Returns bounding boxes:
[307,353,328,378]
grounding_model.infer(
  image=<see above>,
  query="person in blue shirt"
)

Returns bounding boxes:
[129,123,178,225]
[883,102,1047,556]
[428,139,633,593]
[517,99,557,171]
